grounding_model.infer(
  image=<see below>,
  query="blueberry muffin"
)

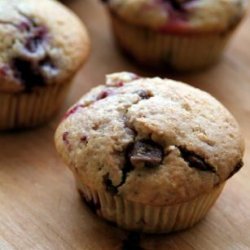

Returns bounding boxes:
[55,72,244,233]
[101,0,247,71]
[0,0,90,130]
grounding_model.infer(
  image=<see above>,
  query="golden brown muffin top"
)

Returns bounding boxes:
[55,72,244,206]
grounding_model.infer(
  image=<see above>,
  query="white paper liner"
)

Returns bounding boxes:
[111,14,234,71]
[77,178,225,234]
[0,83,70,130]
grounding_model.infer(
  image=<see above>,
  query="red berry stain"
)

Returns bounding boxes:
[96,89,114,100]
[154,0,198,33]
[62,131,70,145]
[63,89,116,121]
[62,131,73,151]
[63,104,86,120]
[80,135,88,143]
[117,81,124,87]
[17,21,31,32]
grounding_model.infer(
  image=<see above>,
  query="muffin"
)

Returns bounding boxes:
[0,0,90,130]
[55,72,244,233]
[102,0,247,71]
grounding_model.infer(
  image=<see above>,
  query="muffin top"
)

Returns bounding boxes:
[103,0,247,33]
[55,72,244,206]
[0,0,90,93]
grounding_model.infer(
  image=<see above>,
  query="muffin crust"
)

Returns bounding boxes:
[55,72,244,206]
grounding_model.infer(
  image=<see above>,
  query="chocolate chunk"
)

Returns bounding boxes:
[136,90,152,100]
[179,147,216,173]
[102,141,163,195]
[228,160,243,179]
[122,233,143,250]
[128,140,164,168]
[103,174,118,195]
[102,145,136,195]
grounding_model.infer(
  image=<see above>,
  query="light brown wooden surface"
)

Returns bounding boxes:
[1,1,250,249]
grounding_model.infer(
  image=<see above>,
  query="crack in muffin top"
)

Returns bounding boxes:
[55,72,244,206]
[0,0,89,92]
[102,0,247,33]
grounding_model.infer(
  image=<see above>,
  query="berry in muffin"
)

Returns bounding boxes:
[101,0,247,71]
[55,72,244,233]
[0,0,90,130]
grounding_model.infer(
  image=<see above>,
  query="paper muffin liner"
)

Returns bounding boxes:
[0,83,70,130]
[77,177,225,234]
[110,13,235,71]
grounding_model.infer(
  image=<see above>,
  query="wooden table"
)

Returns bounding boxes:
[1,1,250,249]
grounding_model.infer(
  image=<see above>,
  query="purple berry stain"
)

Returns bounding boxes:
[25,26,47,53]
[11,58,45,91]
[10,17,58,91]
[17,21,31,32]
[16,18,48,54]
[96,89,114,100]
[156,0,198,32]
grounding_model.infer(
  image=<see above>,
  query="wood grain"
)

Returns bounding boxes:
[0,0,250,249]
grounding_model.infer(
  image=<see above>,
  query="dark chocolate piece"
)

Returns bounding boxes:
[102,142,136,195]
[136,90,153,100]
[179,147,216,173]
[128,140,164,168]
[103,174,118,195]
